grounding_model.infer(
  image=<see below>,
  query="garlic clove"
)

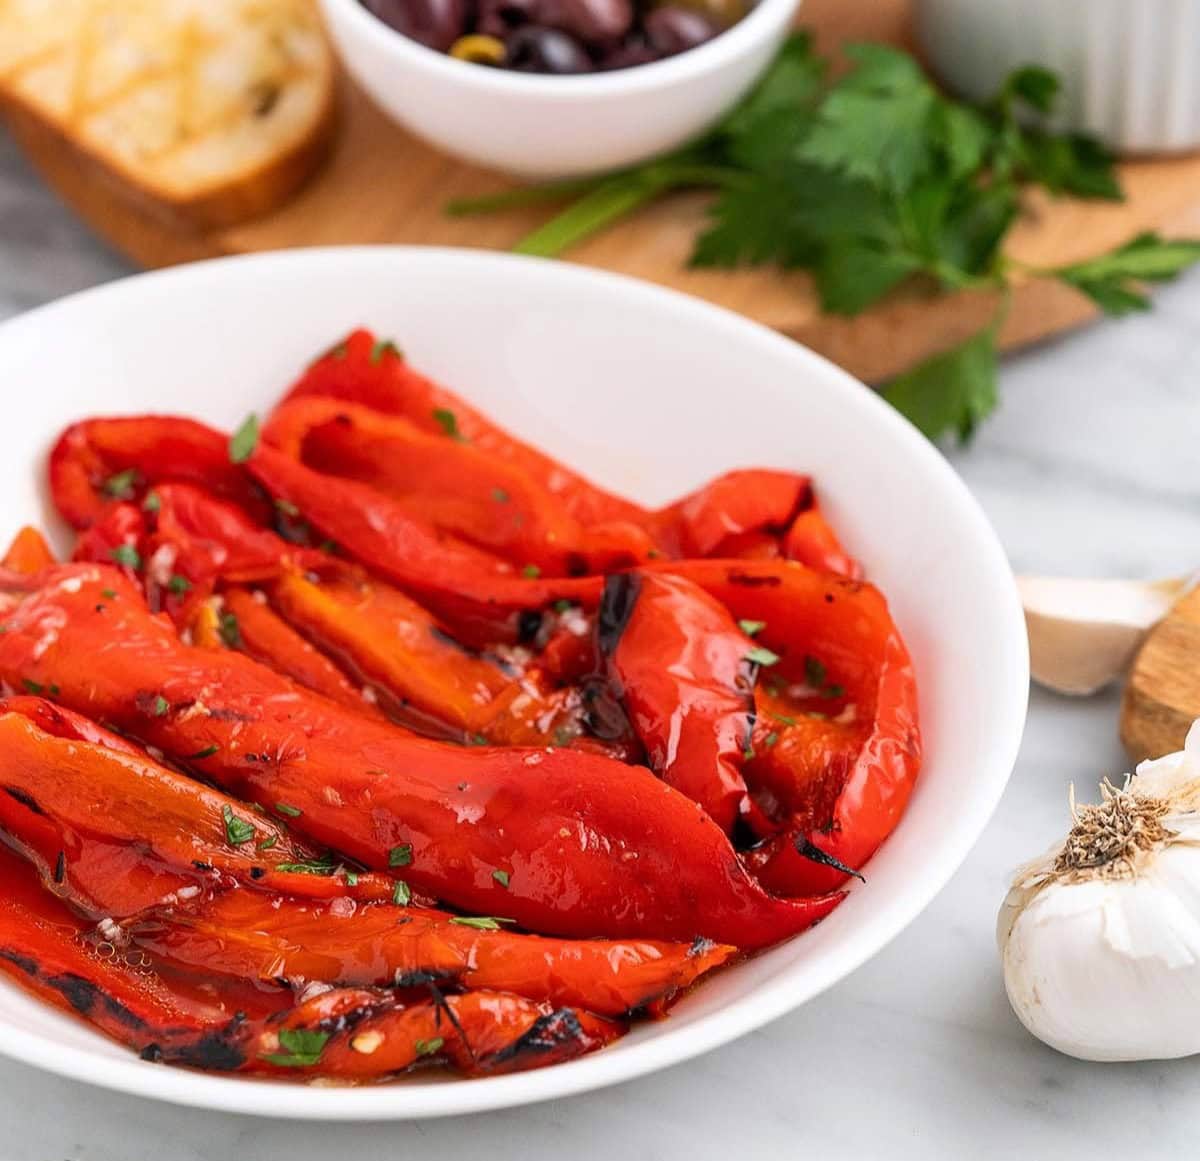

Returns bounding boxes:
[1019,573,1195,696]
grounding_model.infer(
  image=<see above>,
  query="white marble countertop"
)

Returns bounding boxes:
[3,130,1200,1161]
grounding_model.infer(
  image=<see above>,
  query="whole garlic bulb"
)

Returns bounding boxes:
[998,720,1200,1061]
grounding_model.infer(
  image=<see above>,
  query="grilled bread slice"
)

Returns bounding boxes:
[0,0,336,228]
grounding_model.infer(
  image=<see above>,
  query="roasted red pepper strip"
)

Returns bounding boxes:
[0,701,404,914]
[782,503,862,578]
[651,559,921,892]
[0,565,841,948]
[126,890,733,1017]
[50,416,268,530]
[245,442,601,634]
[0,846,284,1064]
[251,986,622,1078]
[598,572,758,834]
[1,526,57,574]
[72,501,145,577]
[218,587,384,718]
[268,564,600,748]
[264,397,653,574]
[283,329,645,528]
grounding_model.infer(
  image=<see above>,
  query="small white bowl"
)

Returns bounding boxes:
[0,247,1028,1119]
[318,0,800,178]
[916,0,1200,155]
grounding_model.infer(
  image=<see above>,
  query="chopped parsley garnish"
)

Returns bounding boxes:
[388,844,413,868]
[414,1037,445,1057]
[100,588,118,599]
[773,713,797,727]
[274,497,301,518]
[745,645,781,668]
[222,804,255,846]
[370,338,402,364]
[431,408,465,441]
[258,834,279,851]
[492,869,510,888]
[743,745,755,761]
[151,694,169,717]
[392,880,412,906]
[48,684,60,696]
[738,619,767,637]
[167,575,191,595]
[765,731,780,748]
[228,414,260,464]
[219,611,241,649]
[186,744,219,760]
[449,916,515,931]
[21,678,43,695]
[345,870,359,887]
[275,853,337,876]
[274,802,302,818]
[261,1027,330,1068]
[103,468,140,500]
[142,491,162,514]
[521,564,541,579]
[552,599,575,614]
[804,655,828,688]
[110,544,141,569]
[491,487,510,503]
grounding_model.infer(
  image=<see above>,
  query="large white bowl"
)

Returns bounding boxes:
[318,0,800,177]
[0,248,1028,1120]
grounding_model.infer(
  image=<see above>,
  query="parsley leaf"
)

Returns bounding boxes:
[414,1037,445,1057]
[431,408,465,441]
[745,645,781,668]
[392,880,412,906]
[883,321,999,443]
[261,1027,329,1068]
[1051,232,1200,317]
[388,844,413,868]
[229,414,260,464]
[110,544,141,570]
[103,468,140,500]
[737,619,766,637]
[218,611,241,649]
[222,804,255,846]
[449,916,516,931]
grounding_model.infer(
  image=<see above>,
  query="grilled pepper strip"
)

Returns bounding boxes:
[250,986,622,1079]
[598,572,757,834]
[0,564,841,949]
[1,526,57,574]
[0,846,283,1063]
[126,890,733,1017]
[50,416,268,531]
[218,587,384,717]
[264,396,653,574]
[283,328,646,528]
[653,559,921,892]
[269,565,595,747]
[0,701,403,915]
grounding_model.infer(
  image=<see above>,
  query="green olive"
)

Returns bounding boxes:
[449,34,508,64]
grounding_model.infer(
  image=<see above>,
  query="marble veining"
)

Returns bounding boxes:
[3,129,1200,1161]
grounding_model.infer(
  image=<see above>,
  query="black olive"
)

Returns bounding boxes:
[476,0,539,37]
[363,0,469,52]
[535,0,633,44]
[596,33,658,69]
[506,25,592,72]
[643,5,717,55]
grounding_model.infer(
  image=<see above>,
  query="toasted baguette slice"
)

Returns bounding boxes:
[0,0,336,228]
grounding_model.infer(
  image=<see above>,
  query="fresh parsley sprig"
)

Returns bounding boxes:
[448,35,1200,443]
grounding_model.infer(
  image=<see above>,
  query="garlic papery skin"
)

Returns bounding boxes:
[999,720,1200,1061]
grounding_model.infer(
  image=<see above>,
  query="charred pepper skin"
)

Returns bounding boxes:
[0,564,842,949]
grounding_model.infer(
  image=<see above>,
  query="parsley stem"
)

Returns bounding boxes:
[445,178,608,216]
[513,164,744,258]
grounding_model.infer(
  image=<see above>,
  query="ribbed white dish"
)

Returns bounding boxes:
[916,0,1200,154]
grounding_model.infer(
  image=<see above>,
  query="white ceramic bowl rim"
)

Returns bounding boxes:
[0,247,1029,1121]
[328,0,796,98]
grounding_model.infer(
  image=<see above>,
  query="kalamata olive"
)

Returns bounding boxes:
[534,0,633,44]
[362,0,468,52]
[649,0,745,28]
[505,25,592,72]
[597,34,658,70]
[476,0,538,37]
[643,5,717,55]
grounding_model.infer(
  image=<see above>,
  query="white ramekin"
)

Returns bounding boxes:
[319,0,800,178]
[916,0,1200,155]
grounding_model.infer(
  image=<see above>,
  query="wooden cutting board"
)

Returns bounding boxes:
[1122,590,1200,765]
[7,0,1200,383]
